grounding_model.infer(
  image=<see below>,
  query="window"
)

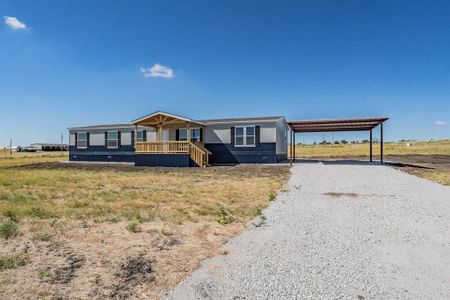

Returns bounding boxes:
[178,128,201,142]
[190,129,201,142]
[77,132,87,149]
[137,130,145,142]
[179,128,187,141]
[235,126,255,147]
[107,131,118,148]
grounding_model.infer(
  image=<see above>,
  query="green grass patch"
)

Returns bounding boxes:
[0,254,28,271]
[0,220,18,239]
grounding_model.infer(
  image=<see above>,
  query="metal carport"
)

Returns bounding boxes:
[287,117,389,165]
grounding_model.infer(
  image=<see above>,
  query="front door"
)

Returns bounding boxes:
[162,129,169,141]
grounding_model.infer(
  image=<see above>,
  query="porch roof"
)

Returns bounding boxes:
[131,111,206,127]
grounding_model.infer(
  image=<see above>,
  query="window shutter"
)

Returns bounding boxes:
[199,128,203,142]
[143,130,147,142]
[255,126,261,147]
[104,132,107,146]
[230,127,235,146]
[87,133,90,147]
[131,130,135,146]
[118,131,121,147]
[75,133,78,147]
[175,129,179,141]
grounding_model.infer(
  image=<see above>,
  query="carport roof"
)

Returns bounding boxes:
[287,117,389,132]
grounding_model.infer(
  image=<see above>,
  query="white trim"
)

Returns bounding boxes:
[131,111,206,126]
[76,132,88,149]
[107,131,119,149]
[234,125,256,147]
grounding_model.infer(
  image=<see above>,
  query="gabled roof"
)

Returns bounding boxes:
[131,111,206,126]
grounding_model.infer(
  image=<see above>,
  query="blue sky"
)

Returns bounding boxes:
[1,0,449,146]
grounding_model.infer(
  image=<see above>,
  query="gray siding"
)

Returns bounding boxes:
[204,121,277,144]
[69,126,155,146]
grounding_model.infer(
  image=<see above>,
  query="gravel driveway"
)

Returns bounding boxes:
[166,163,450,299]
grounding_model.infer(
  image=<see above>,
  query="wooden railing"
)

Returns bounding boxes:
[135,141,190,153]
[135,141,209,167]
[190,142,209,167]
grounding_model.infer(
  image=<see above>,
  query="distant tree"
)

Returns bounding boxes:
[334,141,340,144]
[340,140,348,144]
[362,139,369,143]
[319,140,328,145]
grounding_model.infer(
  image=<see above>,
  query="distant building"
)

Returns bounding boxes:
[30,143,69,151]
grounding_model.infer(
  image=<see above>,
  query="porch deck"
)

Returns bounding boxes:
[135,141,211,167]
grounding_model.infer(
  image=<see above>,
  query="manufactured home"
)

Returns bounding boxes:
[68,111,288,167]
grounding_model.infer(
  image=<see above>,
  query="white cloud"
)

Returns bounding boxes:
[4,16,27,30]
[140,64,174,79]
[434,120,446,126]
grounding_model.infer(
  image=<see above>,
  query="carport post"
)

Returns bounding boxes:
[369,129,373,162]
[380,123,384,164]
[293,131,296,162]
[289,127,293,166]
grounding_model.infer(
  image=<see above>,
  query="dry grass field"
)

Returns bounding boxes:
[0,152,289,299]
[294,139,450,157]
[292,140,450,185]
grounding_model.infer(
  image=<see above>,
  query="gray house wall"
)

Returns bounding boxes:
[69,125,154,162]
[203,118,285,164]
[68,116,288,165]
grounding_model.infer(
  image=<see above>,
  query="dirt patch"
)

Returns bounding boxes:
[22,161,289,178]
[48,247,85,284]
[323,192,360,198]
[109,255,155,299]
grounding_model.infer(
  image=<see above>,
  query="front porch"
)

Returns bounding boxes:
[132,112,211,167]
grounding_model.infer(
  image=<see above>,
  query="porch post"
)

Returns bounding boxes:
[380,122,384,165]
[369,129,373,162]
[187,122,191,142]
[134,124,138,146]
[293,131,296,162]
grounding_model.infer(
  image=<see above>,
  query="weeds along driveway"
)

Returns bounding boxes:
[166,163,450,299]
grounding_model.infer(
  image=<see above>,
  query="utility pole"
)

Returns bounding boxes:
[9,139,12,155]
[60,133,63,153]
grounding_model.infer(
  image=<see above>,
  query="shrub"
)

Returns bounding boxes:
[126,222,140,233]
[268,190,276,201]
[0,254,28,271]
[253,215,267,227]
[217,207,234,225]
[4,210,18,222]
[38,267,53,278]
[252,207,263,217]
[0,220,18,239]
